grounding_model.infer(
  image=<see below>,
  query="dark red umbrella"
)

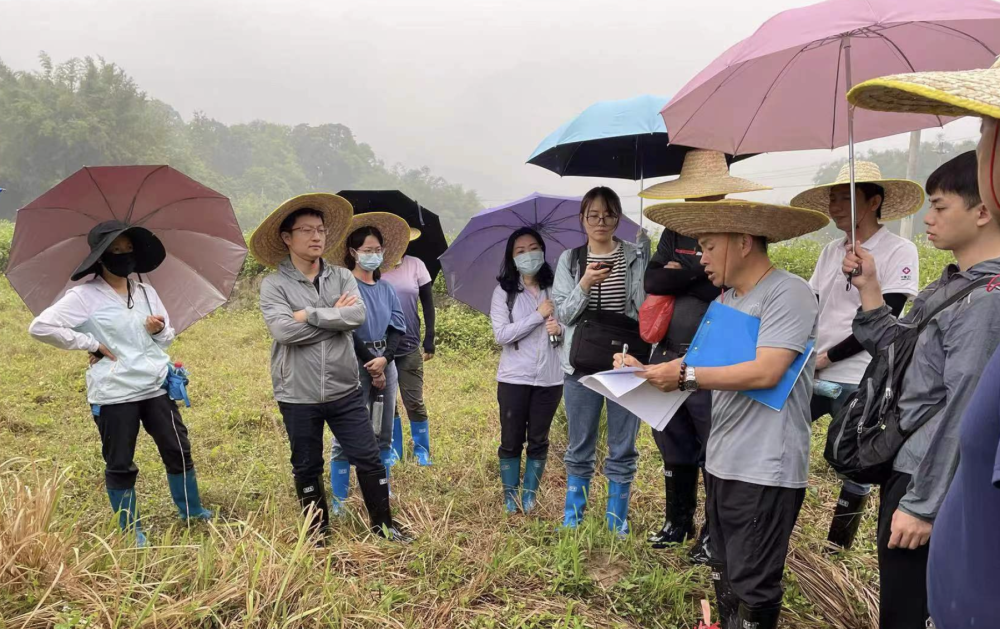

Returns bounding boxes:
[6,165,247,333]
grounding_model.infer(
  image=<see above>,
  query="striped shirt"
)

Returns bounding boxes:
[587,244,627,313]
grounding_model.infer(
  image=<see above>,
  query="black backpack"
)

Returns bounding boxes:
[824,276,993,485]
[566,245,651,374]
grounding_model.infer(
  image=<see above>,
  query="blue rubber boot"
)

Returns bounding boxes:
[379,449,394,496]
[106,487,147,547]
[521,458,546,514]
[499,457,521,514]
[410,420,432,466]
[605,480,632,537]
[166,470,213,521]
[329,459,350,517]
[390,415,404,465]
[562,475,590,528]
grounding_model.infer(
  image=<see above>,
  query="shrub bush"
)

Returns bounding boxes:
[0,220,12,273]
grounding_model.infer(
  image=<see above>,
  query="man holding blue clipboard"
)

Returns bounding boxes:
[617,199,828,629]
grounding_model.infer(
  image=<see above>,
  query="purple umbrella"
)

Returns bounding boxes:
[439,193,641,315]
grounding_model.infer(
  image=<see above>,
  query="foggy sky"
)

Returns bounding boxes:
[1,0,980,224]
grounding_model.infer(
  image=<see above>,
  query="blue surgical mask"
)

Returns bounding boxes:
[357,252,384,271]
[514,250,545,276]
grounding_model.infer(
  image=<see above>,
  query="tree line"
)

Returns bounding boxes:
[0,53,484,231]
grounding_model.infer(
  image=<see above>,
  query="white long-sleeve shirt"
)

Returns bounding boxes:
[30,277,175,405]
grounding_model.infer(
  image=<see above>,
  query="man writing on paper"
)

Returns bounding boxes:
[617,199,828,629]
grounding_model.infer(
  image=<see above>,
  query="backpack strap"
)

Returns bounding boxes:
[917,275,994,333]
[506,289,520,351]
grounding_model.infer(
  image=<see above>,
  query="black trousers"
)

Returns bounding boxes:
[92,394,194,490]
[652,389,712,466]
[878,471,931,629]
[278,386,383,484]
[496,382,563,460]
[706,474,805,609]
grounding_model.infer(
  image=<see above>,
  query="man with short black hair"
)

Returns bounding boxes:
[791,161,922,549]
[843,151,1000,628]
[251,193,409,543]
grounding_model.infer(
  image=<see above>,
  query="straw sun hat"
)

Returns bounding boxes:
[639,149,771,200]
[328,212,412,271]
[790,161,924,222]
[249,193,353,268]
[644,199,829,243]
[848,57,1000,120]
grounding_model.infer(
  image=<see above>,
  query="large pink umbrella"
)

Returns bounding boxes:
[661,0,1000,248]
[6,165,247,333]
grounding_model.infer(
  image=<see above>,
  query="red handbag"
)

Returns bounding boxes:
[639,294,675,344]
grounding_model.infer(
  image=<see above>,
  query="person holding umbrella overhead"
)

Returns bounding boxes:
[252,194,409,543]
[326,212,410,511]
[849,58,1000,629]
[28,222,213,547]
[552,186,649,534]
[617,199,828,629]
[489,227,564,514]
[638,150,770,564]
[790,161,923,551]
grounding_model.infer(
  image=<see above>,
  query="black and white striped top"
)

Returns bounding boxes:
[587,244,627,313]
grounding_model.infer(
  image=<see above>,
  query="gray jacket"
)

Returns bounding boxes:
[551,237,649,375]
[853,257,1000,521]
[259,258,367,404]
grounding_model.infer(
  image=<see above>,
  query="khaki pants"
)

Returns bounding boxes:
[394,350,428,422]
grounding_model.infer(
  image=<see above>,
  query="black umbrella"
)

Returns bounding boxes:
[337,190,448,280]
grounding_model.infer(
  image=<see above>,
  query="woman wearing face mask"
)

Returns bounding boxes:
[28,221,212,547]
[551,187,649,533]
[489,227,563,514]
[328,213,410,512]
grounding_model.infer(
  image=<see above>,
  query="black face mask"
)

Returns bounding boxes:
[102,252,137,278]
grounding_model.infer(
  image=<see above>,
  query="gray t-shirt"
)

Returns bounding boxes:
[705,269,818,489]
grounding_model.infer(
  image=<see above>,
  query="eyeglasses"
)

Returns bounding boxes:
[353,247,384,255]
[585,214,619,226]
[291,226,328,236]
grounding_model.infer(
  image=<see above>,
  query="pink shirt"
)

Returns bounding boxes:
[382,255,432,355]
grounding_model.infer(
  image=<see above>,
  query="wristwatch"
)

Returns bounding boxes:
[679,364,699,392]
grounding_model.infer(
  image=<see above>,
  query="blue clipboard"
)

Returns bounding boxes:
[685,301,814,411]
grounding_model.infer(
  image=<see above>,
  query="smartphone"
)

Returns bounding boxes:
[593,261,615,271]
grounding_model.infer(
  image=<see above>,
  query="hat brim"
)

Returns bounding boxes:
[790,178,925,222]
[70,225,165,281]
[409,228,422,241]
[249,193,354,268]
[639,174,771,200]
[327,212,412,271]
[848,69,1000,120]
[644,200,829,243]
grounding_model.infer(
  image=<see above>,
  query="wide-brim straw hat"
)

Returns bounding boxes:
[328,212,412,271]
[249,193,353,268]
[409,227,422,241]
[790,161,924,222]
[639,149,771,200]
[848,57,1000,120]
[644,199,829,243]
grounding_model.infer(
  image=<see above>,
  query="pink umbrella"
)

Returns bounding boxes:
[661,0,1000,247]
[6,165,247,333]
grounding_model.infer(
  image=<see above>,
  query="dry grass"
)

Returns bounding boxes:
[0,276,881,628]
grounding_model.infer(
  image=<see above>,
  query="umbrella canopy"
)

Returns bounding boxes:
[528,95,753,180]
[439,193,641,315]
[337,190,448,280]
[661,0,1000,156]
[6,165,247,333]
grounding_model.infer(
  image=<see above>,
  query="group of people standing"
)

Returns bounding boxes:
[486,58,1000,629]
[24,57,1000,629]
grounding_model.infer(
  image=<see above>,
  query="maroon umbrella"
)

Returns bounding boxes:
[6,165,247,333]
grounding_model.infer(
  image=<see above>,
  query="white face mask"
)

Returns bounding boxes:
[513,250,545,276]
[357,252,384,271]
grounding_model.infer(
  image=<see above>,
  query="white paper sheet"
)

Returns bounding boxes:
[579,372,692,431]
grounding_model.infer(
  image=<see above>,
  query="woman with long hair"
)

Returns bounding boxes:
[551,187,649,533]
[489,227,563,513]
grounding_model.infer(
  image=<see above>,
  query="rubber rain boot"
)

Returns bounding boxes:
[390,415,404,465]
[357,467,412,543]
[737,603,781,629]
[711,566,740,629]
[107,487,147,547]
[410,420,432,466]
[166,469,213,521]
[294,477,330,540]
[521,458,546,514]
[561,475,590,528]
[648,465,698,548]
[605,480,632,536]
[329,459,350,517]
[499,456,521,514]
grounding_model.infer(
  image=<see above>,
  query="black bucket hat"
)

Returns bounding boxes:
[71,220,166,281]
